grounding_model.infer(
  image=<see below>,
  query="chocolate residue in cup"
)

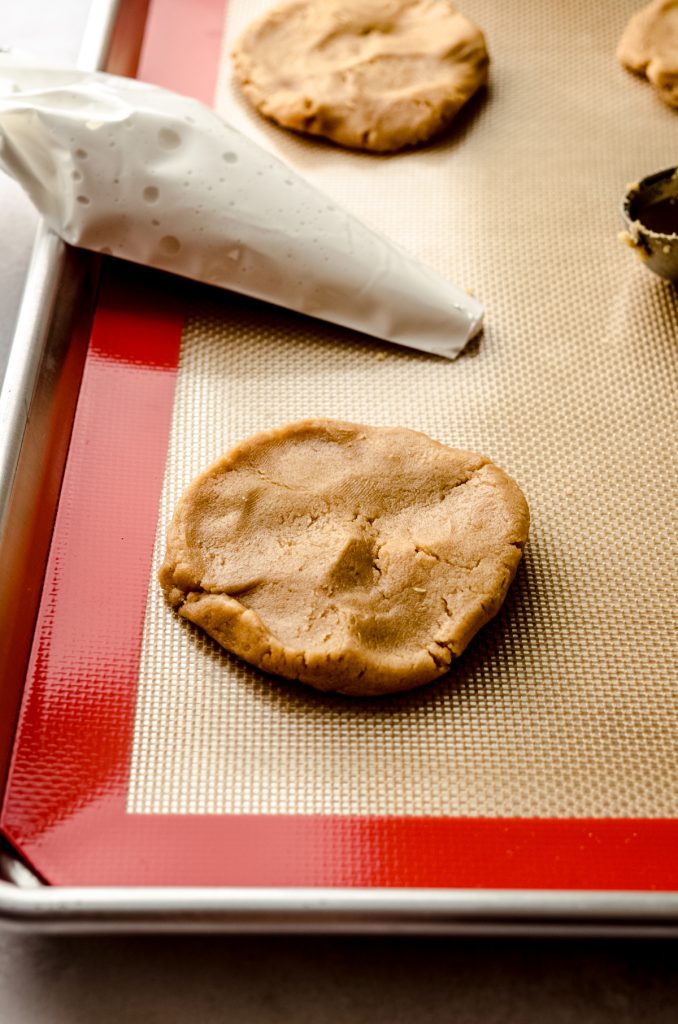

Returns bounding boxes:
[635,195,678,236]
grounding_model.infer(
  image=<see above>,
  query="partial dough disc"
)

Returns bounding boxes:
[232,0,489,152]
[617,0,678,108]
[160,420,529,697]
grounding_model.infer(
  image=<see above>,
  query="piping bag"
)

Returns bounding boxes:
[0,54,483,358]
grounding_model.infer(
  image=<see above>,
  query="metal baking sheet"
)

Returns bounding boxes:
[0,0,676,932]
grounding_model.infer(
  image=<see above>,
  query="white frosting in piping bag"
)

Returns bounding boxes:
[0,55,483,357]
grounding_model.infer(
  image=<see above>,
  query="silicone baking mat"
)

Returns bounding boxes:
[1,0,677,888]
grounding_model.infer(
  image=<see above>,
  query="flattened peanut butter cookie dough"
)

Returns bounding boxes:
[160,420,529,697]
[618,0,678,108]
[232,0,489,152]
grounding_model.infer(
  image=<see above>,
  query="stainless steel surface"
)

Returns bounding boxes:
[1,931,677,1024]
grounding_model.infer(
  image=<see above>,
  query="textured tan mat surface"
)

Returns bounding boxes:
[128,0,677,817]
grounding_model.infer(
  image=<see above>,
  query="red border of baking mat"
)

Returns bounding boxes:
[2,0,678,889]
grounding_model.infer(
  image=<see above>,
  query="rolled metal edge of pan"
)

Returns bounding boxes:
[0,882,677,936]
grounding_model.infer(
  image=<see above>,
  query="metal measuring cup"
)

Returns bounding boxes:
[620,166,678,283]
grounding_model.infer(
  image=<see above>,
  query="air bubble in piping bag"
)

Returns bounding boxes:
[0,55,483,358]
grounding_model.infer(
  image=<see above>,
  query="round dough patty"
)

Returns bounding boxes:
[160,420,529,697]
[232,0,489,152]
[617,0,678,108]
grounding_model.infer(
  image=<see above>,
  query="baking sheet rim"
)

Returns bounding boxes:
[1,0,677,930]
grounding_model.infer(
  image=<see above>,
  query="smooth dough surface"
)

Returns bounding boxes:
[617,0,678,108]
[232,0,489,152]
[160,420,529,697]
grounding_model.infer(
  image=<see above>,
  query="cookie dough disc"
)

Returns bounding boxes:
[617,0,678,108]
[160,420,529,697]
[232,0,489,152]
